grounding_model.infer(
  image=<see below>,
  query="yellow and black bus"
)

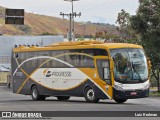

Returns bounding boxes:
[11,41,151,103]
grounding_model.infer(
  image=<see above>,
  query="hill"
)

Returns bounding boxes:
[0,6,119,37]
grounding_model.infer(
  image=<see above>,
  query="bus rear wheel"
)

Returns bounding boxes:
[114,99,127,103]
[84,87,99,103]
[31,86,46,101]
[57,96,70,101]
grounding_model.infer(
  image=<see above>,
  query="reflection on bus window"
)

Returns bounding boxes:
[110,48,148,83]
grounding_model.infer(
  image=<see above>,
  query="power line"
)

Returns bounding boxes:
[60,12,81,41]
[61,0,81,41]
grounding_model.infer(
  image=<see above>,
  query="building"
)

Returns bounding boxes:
[0,35,64,71]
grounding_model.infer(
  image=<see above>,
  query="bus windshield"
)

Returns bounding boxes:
[110,48,148,83]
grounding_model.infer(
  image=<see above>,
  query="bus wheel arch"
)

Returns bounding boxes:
[83,85,92,93]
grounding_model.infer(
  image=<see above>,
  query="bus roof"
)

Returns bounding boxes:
[13,40,143,52]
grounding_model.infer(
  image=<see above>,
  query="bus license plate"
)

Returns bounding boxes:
[131,92,137,96]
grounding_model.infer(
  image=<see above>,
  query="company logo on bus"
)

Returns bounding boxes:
[43,69,72,78]
[43,69,52,77]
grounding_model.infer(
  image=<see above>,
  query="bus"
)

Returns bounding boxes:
[11,41,151,103]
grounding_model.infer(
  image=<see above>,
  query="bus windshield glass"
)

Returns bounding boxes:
[110,48,148,83]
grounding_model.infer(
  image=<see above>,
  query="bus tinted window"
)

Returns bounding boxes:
[64,54,94,68]
[71,49,108,56]
[14,48,107,68]
[94,49,108,56]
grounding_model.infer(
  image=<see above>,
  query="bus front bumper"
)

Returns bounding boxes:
[113,88,149,99]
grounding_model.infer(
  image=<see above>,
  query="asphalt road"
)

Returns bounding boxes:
[0,86,160,120]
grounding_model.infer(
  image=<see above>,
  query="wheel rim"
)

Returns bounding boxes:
[87,89,95,100]
[32,88,38,99]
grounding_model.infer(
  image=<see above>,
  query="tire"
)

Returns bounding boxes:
[57,96,70,101]
[31,86,46,101]
[84,87,100,103]
[114,99,127,103]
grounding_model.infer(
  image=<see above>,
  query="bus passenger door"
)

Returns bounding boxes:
[96,57,113,99]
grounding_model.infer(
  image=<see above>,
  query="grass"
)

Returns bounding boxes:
[150,87,158,91]
[0,6,118,36]
[149,87,160,97]
[149,91,160,97]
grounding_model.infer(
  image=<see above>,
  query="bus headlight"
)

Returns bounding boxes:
[143,83,150,90]
[114,84,123,91]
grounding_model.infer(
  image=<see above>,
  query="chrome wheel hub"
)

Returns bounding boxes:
[87,89,95,100]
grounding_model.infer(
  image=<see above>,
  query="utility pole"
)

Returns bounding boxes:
[61,0,81,41]
[60,12,81,41]
[82,22,85,39]
[60,13,72,41]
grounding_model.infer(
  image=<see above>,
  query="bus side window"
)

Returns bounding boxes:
[83,56,94,68]
[50,50,56,67]
[15,54,18,58]
[60,51,65,67]
[16,53,21,64]
[97,59,111,84]
[77,55,83,67]
[24,52,28,67]
[16,53,25,64]
[94,49,108,56]
[37,51,49,67]
[78,49,94,68]
[32,52,38,67]
[83,49,94,56]
[26,52,33,68]
[70,55,77,67]
[50,50,69,68]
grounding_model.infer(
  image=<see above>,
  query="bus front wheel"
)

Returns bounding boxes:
[31,86,46,101]
[114,99,127,103]
[84,87,99,103]
[57,96,70,101]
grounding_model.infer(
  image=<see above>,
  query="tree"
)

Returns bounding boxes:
[94,30,120,42]
[116,9,130,33]
[130,0,160,92]
[116,9,140,44]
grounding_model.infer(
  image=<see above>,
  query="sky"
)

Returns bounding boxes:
[0,0,139,25]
